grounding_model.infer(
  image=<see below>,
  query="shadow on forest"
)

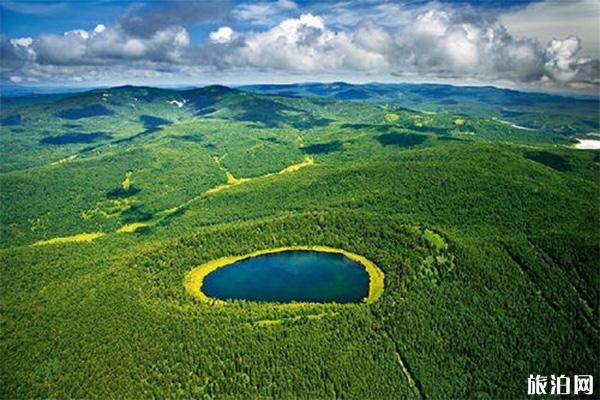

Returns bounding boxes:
[525,151,572,172]
[40,132,113,145]
[377,133,427,147]
[302,141,343,154]
[57,104,114,119]
[1,115,22,126]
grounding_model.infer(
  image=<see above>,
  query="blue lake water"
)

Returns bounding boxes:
[202,250,370,303]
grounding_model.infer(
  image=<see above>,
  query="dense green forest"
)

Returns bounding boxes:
[0,83,598,398]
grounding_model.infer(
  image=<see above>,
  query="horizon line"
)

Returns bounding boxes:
[1,80,598,100]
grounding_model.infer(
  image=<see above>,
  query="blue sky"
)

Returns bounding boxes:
[0,0,598,91]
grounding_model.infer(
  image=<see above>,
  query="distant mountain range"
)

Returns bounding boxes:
[2,82,598,133]
[240,82,599,122]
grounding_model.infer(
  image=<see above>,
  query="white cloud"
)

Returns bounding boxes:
[500,0,600,58]
[174,30,190,47]
[31,24,190,66]
[10,37,33,47]
[66,29,90,40]
[209,7,596,90]
[232,14,387,72]
[353,20,394,54]
[36,33,88,64]
[544,36,584,82]
[93,24,106,34]
[445,30,479,70]
[210,26,235,44]
[412,9,450,37]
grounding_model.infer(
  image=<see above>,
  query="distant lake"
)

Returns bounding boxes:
[202,250,370,303]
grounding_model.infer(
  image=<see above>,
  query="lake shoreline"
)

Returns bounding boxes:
[184,245,385,305]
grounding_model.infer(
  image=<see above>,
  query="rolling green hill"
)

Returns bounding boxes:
[1,84,598,398]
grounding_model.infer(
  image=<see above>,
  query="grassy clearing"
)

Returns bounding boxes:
[121,171,133,190]
[117,222,152,233]
[184,245,384,305]
[49,154,78,166]
[225,171,251,186]
[277,155,314,174]
[385,113,399,122]
[32,232,105,246]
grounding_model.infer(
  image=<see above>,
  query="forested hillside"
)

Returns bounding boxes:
[1,84,598,398]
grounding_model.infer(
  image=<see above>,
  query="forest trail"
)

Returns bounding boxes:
[394,351,424,399]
